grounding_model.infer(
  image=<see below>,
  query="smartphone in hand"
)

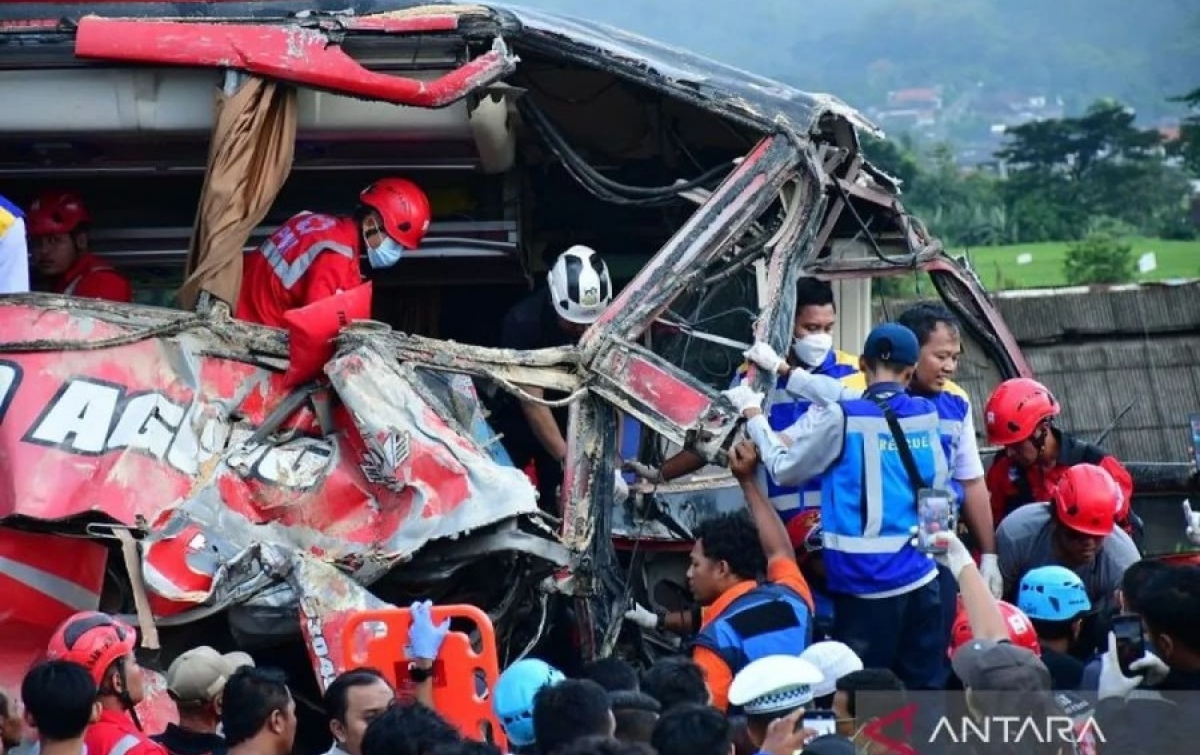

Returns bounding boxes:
[803,711,837,738]
[916,489,954,554]
[1112,613,1145,677]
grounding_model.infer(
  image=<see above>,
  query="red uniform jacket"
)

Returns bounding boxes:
[85,709,167,755]
[236,212,363,328]
[986,428,1137,535]
[55,252,133,303]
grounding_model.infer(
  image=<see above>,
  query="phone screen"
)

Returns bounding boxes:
[917,489,953,554]
[1112,614,1145,676]
[803,711,837,738]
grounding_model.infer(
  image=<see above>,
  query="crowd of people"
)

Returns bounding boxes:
[1,184,1199,755]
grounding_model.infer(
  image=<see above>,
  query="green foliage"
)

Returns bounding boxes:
[1063,233,1135,285]
[1173,86,1200,177]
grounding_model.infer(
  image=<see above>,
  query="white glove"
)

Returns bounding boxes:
[613,470,630,503]
[1128,649,1171,687]
[743,341,784,375]
[1184,500,1200,546]
[1098,631,1143,701]
[912,528,974,580]
[979,554,1004,599]
[623,459,663,484]
[624,602,658,630]
[722,384,765,413]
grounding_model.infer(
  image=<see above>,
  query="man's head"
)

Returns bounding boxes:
[689,511,765,605]
[548,246,613,338]
[799,642,864,709]
[983,378,1060,468]
[493,658,565,750]
[167,646,255,730]
[358,178,432,269]
[639,657,709,712]
[220,667,297,755]
[21,661,98,743]
[728,655,822,747]
[950,641,1054,724]
[362,703,461,755]
[650,703,732,755]
[1018,565,1093,645]
[28,190,90,278]
[790,277,837,368]
[858,323,920,386]
[532,679,615,755]
[831,669,905,744]
[1138,565,1200,670]
[325,668,396,755]
[580,657,639,693]
[45,611,145,710]
[1118,559,1173,615]
[786,510,826,586]
[608,691,659,745]
[1050,464,1119,567]
[897,303,961,395]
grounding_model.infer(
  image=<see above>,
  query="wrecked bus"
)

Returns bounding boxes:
[0,0,1193,744]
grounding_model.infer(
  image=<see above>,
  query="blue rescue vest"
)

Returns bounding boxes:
[733,350,859,521]
[693,583,813,677]
[821,384,948,596]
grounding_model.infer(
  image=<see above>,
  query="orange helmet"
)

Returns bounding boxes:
[1052,464,1119,537]
[46,611,137,686]
[984,378,1060,446]
[27,190,91,236]
[359,178,431,250]
[786,510,823,563]
[949,600,1040,659]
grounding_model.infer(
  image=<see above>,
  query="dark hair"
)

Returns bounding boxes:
[580,657,639,693]
[897,302,959,346]
[640,657,708,712]
[610,691,660,745]
[221,667,292,747]
[429,742,505,755]
[362,702,461,755]
[532,679,613,755]
[324,667,392,723]
[861,356,912,374]
[554,737,653,755]
[1122,559,1173,614]
[694,510,765,581]
[1030,617,1077,642]
[21,660,96,741]
[835,669,905,719]
[796,277,835,311]
[650,703,731,755]
[1138,565,1200,654]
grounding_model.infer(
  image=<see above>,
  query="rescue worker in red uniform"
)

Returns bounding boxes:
[236,178,431,328]
[46,611,167,755]
[983,377,1140,541]
[27,190,133,302]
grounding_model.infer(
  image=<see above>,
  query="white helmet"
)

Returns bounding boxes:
[547,245,613,324]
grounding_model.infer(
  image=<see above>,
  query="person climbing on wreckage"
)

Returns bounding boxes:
[236,178,431,328]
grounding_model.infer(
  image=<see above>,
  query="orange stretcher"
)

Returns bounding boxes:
[340,604,505,749]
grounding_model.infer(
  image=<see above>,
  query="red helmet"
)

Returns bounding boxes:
[359,178,431,250]
[46,611,137,686]
[984,378,1060,446]
[786,510,823,563]
[27,190,91,236]
[949,600,1040,659]
[1052,464,1119,537]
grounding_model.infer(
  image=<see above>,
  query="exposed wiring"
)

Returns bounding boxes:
[829,175,910,268]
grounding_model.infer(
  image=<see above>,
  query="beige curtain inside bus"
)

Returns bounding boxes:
[178,75,297,311]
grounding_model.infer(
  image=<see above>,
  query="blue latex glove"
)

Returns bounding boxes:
[407,599,450,661]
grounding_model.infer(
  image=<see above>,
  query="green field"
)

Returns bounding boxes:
[953,238,1200,290]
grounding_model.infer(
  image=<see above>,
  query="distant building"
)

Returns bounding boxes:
[877,86,943,128]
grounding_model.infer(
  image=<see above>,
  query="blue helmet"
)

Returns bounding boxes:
[1018,565,1092,621]
[492,658,564,747]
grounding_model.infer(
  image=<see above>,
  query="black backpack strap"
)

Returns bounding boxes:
[867,393,929,491]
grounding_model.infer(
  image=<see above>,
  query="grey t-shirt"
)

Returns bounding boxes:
[996,503,1140,611]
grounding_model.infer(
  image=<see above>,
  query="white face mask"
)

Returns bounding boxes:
[792,332,834,367]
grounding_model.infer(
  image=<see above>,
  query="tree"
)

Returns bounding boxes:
[1063,233,1134,285]
[1172,86,1200,177]
[996,100,1188,240]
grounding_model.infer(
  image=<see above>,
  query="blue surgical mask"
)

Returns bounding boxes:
[366,236,405,269]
